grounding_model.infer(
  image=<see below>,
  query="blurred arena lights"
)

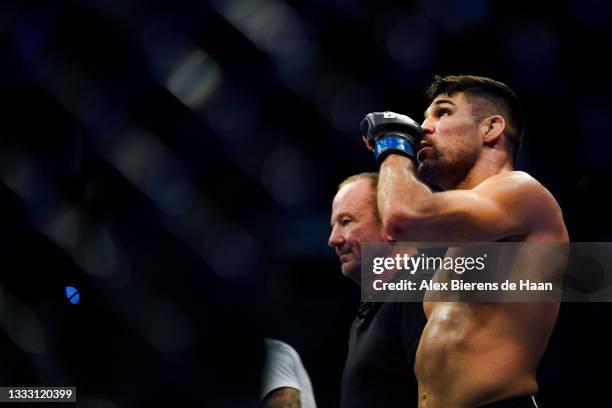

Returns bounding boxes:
[382,14,438,70]
[11,6,54,78]
[0,148,56,217]
[143,300,195,354]
[568,0,610,29]
[210,0,388,150]
[164,47,223,110]
[88,1,323,214]
[211,223,260,280]
[0,147,131,289]
[109,127,261,283]
[315,75,377,136]
[141,14,192,83]
[204,84,259,141]
[261,147,317,208]
[109,130,197,217]
[210,0,315,71]
[508,21,559,71]
[419,0,489,33]
[0,284,48,356]
[10,34,262,285]
[329,82,376,134]
[577,105,612,170]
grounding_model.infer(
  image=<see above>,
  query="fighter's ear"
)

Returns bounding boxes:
[483,115,505,145]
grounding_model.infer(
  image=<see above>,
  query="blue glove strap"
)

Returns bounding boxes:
[374,135,416,161]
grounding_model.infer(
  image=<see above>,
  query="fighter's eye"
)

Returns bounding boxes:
[438,108,450,117]
[341,218,352,226]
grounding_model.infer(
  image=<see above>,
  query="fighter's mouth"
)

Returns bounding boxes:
[418,141,432,151]
[417,142,432,161]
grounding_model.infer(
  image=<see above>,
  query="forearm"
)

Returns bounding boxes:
[378,155,436,240]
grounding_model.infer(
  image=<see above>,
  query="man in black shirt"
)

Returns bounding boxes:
[328,172,426,408]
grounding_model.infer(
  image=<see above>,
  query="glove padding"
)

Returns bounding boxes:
[360,111,423,165]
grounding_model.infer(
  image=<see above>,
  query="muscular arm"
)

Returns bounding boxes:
[378,155,564,242]
[263,387,301,408]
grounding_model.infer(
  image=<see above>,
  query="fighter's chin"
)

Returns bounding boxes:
[416,149,430,163]
[416,160,436,182]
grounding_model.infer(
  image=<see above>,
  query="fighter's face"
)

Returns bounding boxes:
[418,92,482,190]
[328,179,387,284]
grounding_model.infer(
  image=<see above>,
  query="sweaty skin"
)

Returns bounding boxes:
[377,93,569,408]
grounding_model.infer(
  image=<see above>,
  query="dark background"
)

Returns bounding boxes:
[1,0,611,407]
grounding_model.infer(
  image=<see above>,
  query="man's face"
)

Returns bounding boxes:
[418,92,483,190]
[328,179,387,284]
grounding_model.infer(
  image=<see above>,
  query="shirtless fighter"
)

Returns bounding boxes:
[360,75,569,408]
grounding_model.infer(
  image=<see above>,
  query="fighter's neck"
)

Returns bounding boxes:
[454,158,514,190]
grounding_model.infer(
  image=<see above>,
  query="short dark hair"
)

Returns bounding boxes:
[425,75,524,161]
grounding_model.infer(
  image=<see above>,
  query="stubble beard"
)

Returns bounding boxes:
[417,148,477,191]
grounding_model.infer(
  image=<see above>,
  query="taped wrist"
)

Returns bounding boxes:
[374,135,417,164]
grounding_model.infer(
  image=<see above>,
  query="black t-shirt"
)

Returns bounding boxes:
[339,281,427,408]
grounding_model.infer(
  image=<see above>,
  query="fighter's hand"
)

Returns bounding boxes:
[360,111,423,165]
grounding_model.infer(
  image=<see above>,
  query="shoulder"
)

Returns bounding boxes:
[265,338,297,354]
[264,339,301,364]
[479,171,567,238]
[478,171,540,191]
[477,171,557,206]
[262,340,303,395]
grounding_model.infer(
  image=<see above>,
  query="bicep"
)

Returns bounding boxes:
[394,180,534,242]
[432,188,527,241]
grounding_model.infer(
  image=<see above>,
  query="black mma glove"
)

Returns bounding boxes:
[360,111,423,165]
